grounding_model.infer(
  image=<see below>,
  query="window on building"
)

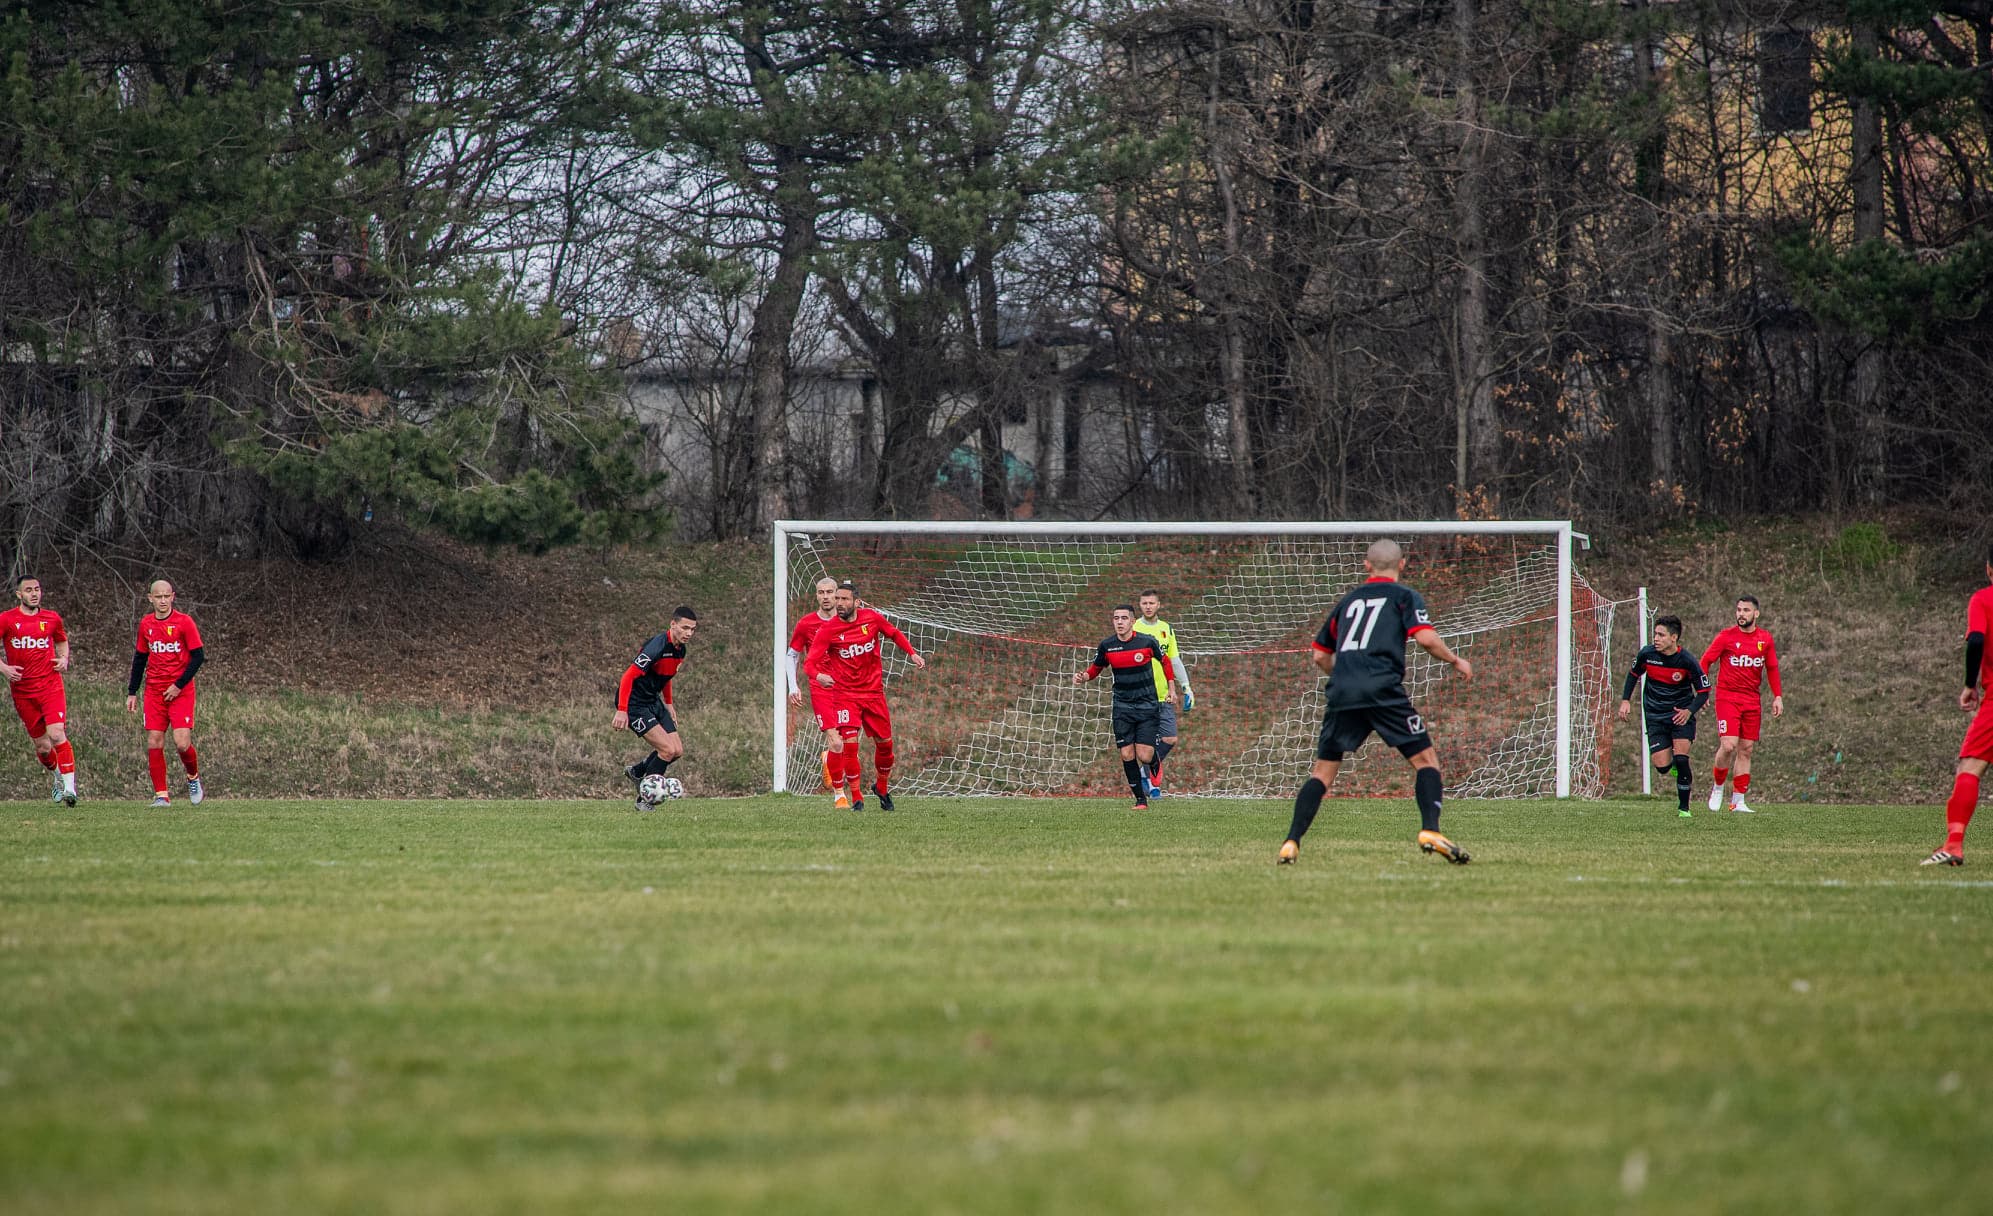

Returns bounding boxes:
[1758,29,1813,134]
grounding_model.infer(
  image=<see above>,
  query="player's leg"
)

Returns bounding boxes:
[1729,711,1760,810]
[863,699,897,811]
[831,724,862,809]
[1373,701,1465,863]
[1930,712,1993,864]
[44,702,75,805]
[15,692,59,800]
[1113,707,1156,807]
[145,721,172,806]
[1147,702,1178,794]
[1281,707,1364,862]
[1671,737,1695,816]
[144,687,172,803]
[1709,704,1740,810]
[170,688,201,803]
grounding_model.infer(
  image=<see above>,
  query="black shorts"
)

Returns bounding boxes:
[1316,694,1432,761]
[1644,709,1696,747]
[1112,701,1161,749]
[627,701,677,739]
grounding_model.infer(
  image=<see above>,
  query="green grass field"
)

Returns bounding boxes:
[4,795,1990,1214]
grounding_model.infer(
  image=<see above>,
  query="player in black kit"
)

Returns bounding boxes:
[1075,604,1177,810]
[614,606,698,811]
[1616,614,1711,818]
[1278,539,1476,865]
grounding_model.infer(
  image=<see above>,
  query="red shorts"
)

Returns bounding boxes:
[9,682,66,738]
[1713,697,1762,742]
[1960,701,1993,763]
[821,690,892,741]
[143,683,197,732]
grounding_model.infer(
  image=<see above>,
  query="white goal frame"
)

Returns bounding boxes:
[772,519,1586,797]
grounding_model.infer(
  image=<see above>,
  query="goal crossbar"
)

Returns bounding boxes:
[773,519,1588,799]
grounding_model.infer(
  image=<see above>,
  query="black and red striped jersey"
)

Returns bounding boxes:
[617,632,687,710]
[1313,578,1435,708]
[1088,633,1175,704]
[1621,646,1710,713]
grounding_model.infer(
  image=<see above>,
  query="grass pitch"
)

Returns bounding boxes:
[3,795,1990,1214]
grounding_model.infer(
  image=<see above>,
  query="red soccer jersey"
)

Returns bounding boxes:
[1701,626,1782,699]
[136,611,203,687]
[788,610,836,657]
[0,607,67,688]
[1966,586,1993,691]
[803,608,917,695]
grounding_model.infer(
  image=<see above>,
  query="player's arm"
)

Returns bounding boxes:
[1074,643,1108,685]
[1965,599,1988,710]
[52,639,69,673]
[804,626,838,688]
[161,646,203,703]
[126,643,148,712]
[1412,626,1472,680]
[1618,649,1644,718]
[877,617,926,669]
[1311,614,1338,677]
[786,648,803,700]
[1765,635,1784,716]
[1688,657,1711,715]
[1167,631,1193,709]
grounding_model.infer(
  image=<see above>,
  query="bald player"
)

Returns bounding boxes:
[127,579,207,806]
[1279,539,1475,866]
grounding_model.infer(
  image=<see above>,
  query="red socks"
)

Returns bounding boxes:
[1946,772,1981,855]
[148,748,170,794]
[1733,773,1751,795]
[179,747,199,778]
[840,745,863,792]
[35,748,55,771]
[1712,766,1729,787]
[53,741,75,774]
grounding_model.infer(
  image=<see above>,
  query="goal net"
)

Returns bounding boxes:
[773,522,1617,799]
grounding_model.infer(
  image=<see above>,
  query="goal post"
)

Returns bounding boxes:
[771,520,1616,799]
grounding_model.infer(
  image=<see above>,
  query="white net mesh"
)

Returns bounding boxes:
[780,529,1616,799]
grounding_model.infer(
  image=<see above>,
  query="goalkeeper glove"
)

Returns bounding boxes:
[1181,688,1194,713]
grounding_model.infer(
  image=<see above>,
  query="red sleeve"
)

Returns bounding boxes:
[616,664,641,711]
[1765,634,1782,697]
[183,616,203,648]
[1159,655,1176,681]
[135,622,147,653]
[664,676,674,707]
[878,616,916,656]
[1699,635,1721,675]
[1970,592,1993,637]
[803,625,831,680]
[788,616,814,653]
[52,614,67,643]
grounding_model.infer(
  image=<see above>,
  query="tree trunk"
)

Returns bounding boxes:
[1452,0,1498,502]
[1848,23,1887,507]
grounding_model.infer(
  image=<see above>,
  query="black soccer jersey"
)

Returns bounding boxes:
[1621,645,1710,714]
[620,632,687,709]
[1313,578,1436,708]
[1089,633,1170,704]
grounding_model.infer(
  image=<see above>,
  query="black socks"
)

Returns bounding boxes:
[1286,777,1328,843]
[1415,767,1443,833]
[1123,758,1146,801]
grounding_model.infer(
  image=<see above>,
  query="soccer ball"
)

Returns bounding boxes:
[658,776,685,800]
[639,773,669,803]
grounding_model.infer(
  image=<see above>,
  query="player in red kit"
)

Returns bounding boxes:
[786,576,842,790]
[126,579,207,806]
[803,580,926,811]
[1,574,77,805]
[1700,594,1784,813]
[1925,547,1993,866]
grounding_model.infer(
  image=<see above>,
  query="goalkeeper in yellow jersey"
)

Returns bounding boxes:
[1134,590,1192,796]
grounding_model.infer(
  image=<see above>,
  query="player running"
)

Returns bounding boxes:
[614,607,698,812]
[1278,539,1474,865]
[126,579,207,806]
[804,581,926,810]
[787,576,842,791]
[1617,615,1710,818]
[1700,595,1784,813]
[1,575,77,805]
[1133,590,1194,798]
[1075,604,1176,811]
[1925,547,1993,866]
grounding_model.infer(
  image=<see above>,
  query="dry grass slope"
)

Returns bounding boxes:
[0,514,1975,803]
